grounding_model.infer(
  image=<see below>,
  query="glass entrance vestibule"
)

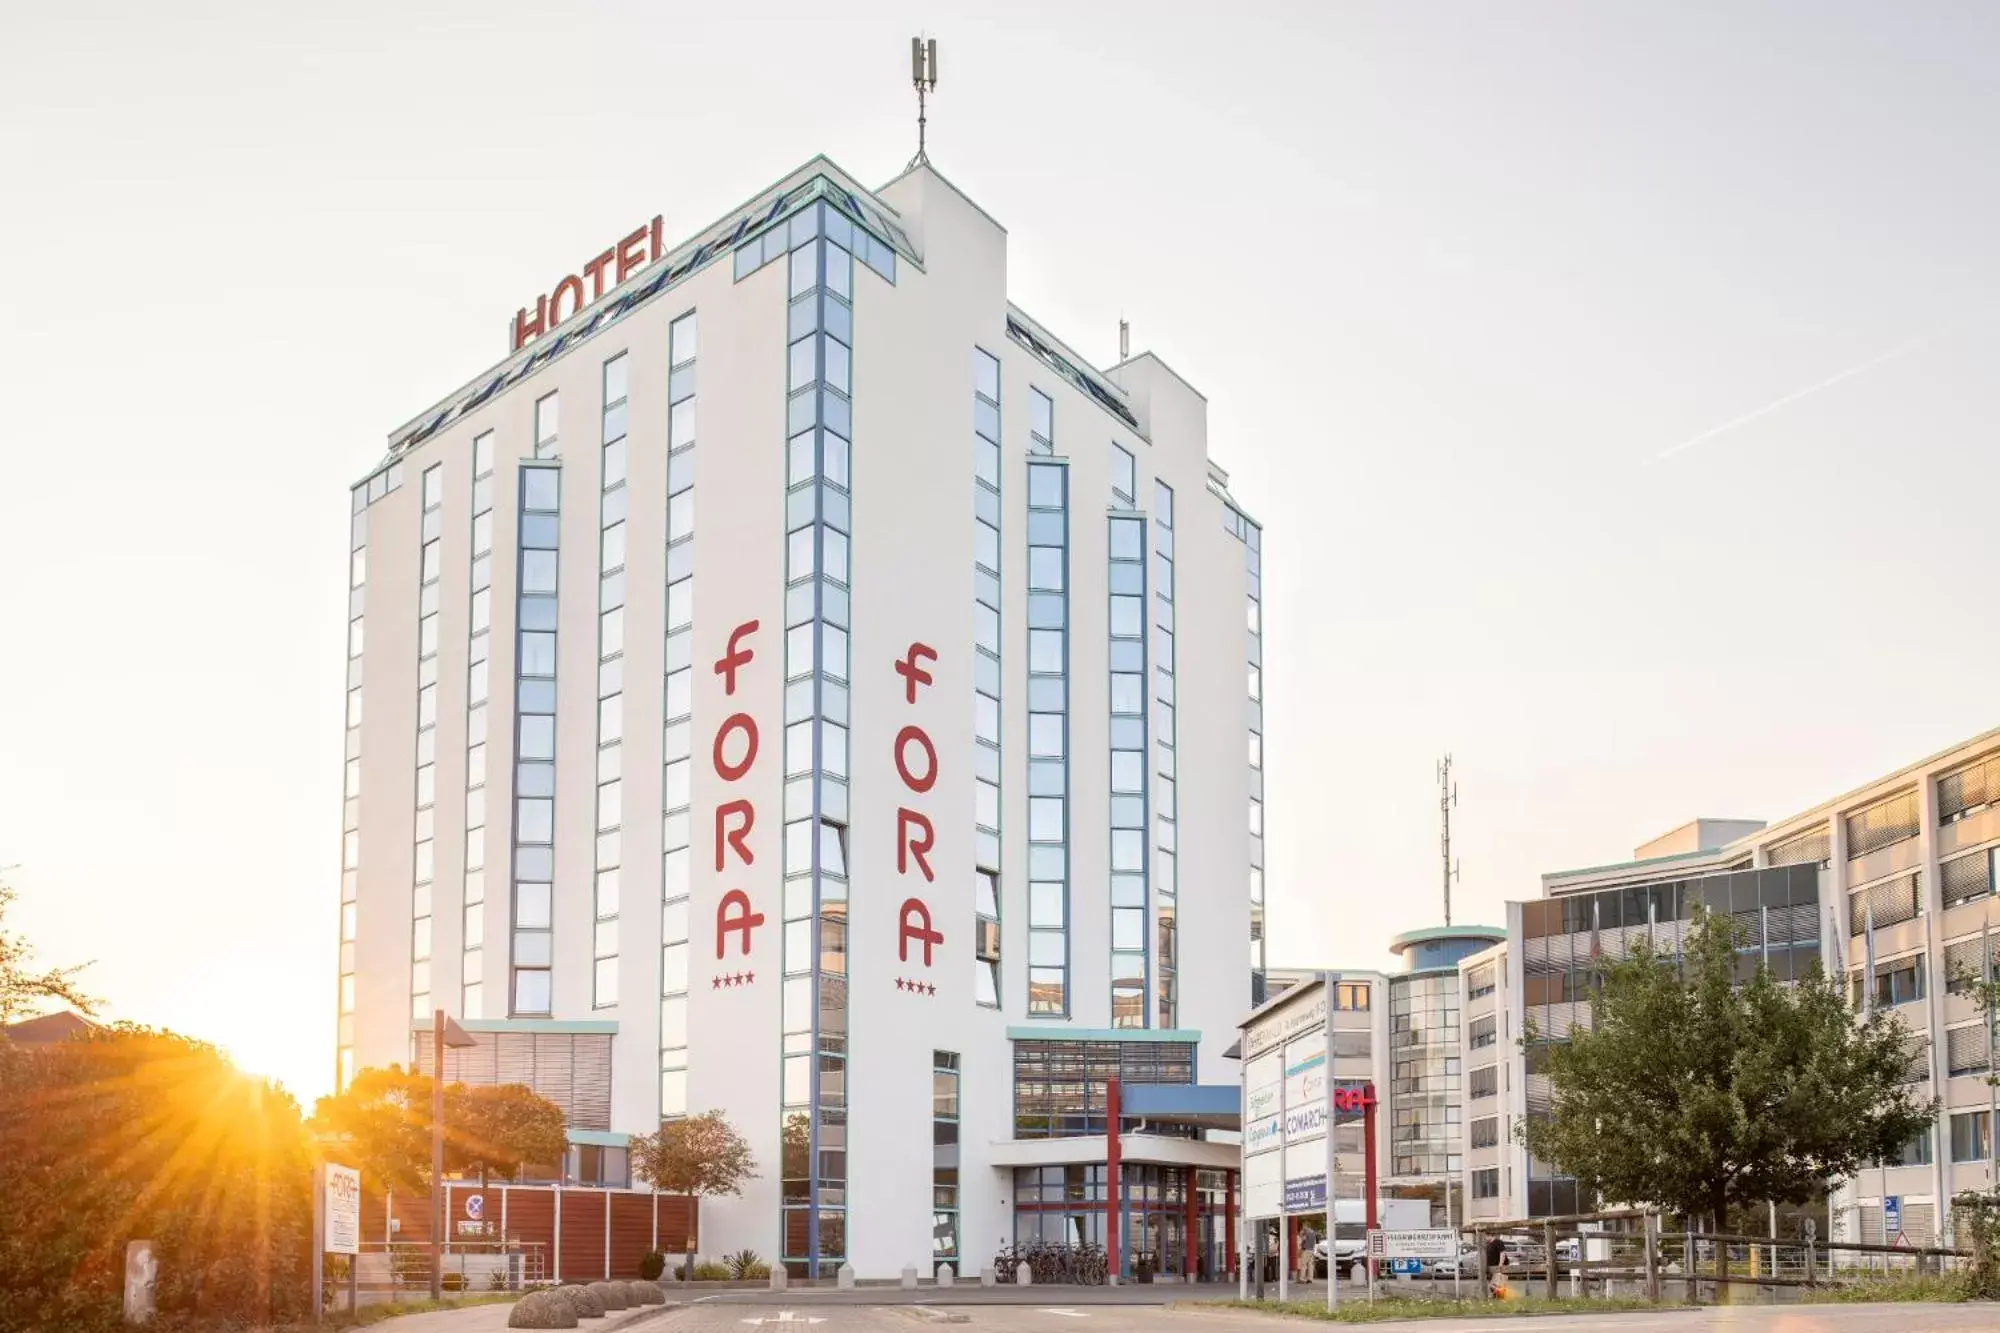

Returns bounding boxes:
[1011,1165,1233,1280]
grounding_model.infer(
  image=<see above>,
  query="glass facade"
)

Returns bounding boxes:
[338,486,367,1090]
[1388,973,1462,1178]
[1026,460,1070,1016]
[511,460,561,1015]
[1107,511,1148,1027]
[411,463,443,1024]
[1012,1166,1230,1278]
[593,353,628,1009]
[1011,1039,1195,1138]
[754,198,885,1277]
[660,311,697,1118]
[1224,504,1266,1005]
[972,348,1003,1007]
[1519,864,1824,1214]
[1152,482,1177,1028]
[934,1051,960,1268]
[462,431,494,1020]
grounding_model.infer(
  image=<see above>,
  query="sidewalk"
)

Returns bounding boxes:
[357,1299,675,1333]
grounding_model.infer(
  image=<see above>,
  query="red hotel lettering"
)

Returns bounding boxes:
[895,642,938,704]
[716,889,765,959]
[895,725,937,793]
[711,620,764,959]
[899,898,943,965]
[897,809,935,882]
[511,213,668,352]
[893,641,942,969]
[716,801,755,872]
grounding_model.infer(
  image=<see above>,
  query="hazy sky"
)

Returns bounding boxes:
[3,2,1996,1104]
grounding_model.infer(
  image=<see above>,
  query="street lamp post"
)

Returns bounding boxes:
[430,1009,477,1302]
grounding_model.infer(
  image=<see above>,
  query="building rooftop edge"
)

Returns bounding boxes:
[1386,925,1507,954]
[1720,723,2000,850]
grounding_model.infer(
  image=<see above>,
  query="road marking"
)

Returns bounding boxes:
[1038,1310,1088,1319]
[739,1315,826,1326]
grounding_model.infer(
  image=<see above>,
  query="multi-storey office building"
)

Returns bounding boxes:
[1265,922,1501,1221]
[1460,728,2000,1245]
[335,155,1267,1278]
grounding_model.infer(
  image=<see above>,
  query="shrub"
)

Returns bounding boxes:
[509,1289,580,1329]
[726,1248,766,1280]
[488,1269,513,1292]
[637,1251,666,1281]
[442,1272,467,1292]
[588,1281,629,1311]
[690,1262,732,1281]
[555,1283,607,1319]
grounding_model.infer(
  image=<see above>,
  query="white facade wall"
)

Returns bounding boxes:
[339,157,1262,1275]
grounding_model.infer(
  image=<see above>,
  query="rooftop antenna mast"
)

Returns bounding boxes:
[1437,755,1460,926]
[909,36,939,170]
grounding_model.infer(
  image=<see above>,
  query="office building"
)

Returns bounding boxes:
[334,153,1267,1277]
[1460,728,2000,1246]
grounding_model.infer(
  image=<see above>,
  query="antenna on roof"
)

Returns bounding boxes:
[908,36,939,170]
[1437,754,1461,926]
[1119,318,1130,362]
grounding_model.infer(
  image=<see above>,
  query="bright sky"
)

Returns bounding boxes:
[3,2,1996,1106]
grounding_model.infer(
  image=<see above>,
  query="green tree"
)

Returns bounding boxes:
[629,1110,758,1271]
[0,872,95,1026]
[0,1025,313,1332]
[308,1066,568,1196]
[1518,907,1933,1278]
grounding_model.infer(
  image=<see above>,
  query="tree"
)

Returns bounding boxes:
[1519,907,1933,1278]
[0,1025,314,1331]
[629,1110,757,1269]
[0,872,95,1026]
[308,1066,567,1196]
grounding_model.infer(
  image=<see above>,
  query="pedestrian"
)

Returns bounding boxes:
[1299,1219,1320,1281]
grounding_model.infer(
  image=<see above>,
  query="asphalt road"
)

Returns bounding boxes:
[658,1296,2000,1332]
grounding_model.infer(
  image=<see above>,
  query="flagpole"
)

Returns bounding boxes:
[1323,970,1339,1314]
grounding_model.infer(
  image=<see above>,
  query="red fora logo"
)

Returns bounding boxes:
[711,621,764,961]
[893,643,943,981]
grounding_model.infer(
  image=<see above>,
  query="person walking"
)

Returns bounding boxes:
[1298,1219,1320,1282]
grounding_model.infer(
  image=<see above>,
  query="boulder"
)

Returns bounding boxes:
[509,1290,580,1329]
[628,1281,666,1305]
[555,1284,606,1319]
[589,1281,630,1311]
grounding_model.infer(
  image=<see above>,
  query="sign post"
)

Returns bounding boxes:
[319,1163,361,1321]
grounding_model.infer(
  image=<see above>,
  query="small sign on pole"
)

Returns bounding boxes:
[1367,1229,1460,1261]
[325,1165,362,1255]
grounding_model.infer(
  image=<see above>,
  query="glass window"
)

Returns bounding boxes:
[1030,388,1052,442]
[1028,465,1064,509]
[1110,443,1135,501]
[1029,546,1065,591]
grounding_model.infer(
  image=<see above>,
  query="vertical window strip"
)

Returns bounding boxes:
[661,312,698,1120]
[933,1051,961,1270]
[512,457,561,1016]
[972,347,1002,1007]
[462,431,495,1019]
[1152,480,1176,1028]
[411,464,444,1027]
[594,355,630,1009]
[776,200,855,1277]
[1241,512,1266,1004]
[1108,511,1148,1028]
[338,485,367,1091]
[1025,458,1070,1017]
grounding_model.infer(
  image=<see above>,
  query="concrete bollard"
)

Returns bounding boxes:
[1016,1260,1032,1286]
[769,1266,787,1292]
[901,1265,919,1289]
[980,1266,996,1287]
[936,1263,954,1287]
[837,1263,855,1290]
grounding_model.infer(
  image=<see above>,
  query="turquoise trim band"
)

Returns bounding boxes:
[567,1129,629,1148]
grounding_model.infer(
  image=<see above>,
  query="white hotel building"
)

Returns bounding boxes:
[335,155,1268,1278]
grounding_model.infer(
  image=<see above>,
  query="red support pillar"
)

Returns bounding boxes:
[1363,1082,1380,1280]
[1106,1076,1122,1281]
[1184,1166,1198,1280]
[1225,1169,1237,1277]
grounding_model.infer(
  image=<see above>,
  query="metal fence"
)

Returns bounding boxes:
[355,1240,549,1299]
[1465,1209,1970,1304]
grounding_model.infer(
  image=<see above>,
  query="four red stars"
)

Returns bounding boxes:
[710,971,756,989]
[894,978,937,996]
